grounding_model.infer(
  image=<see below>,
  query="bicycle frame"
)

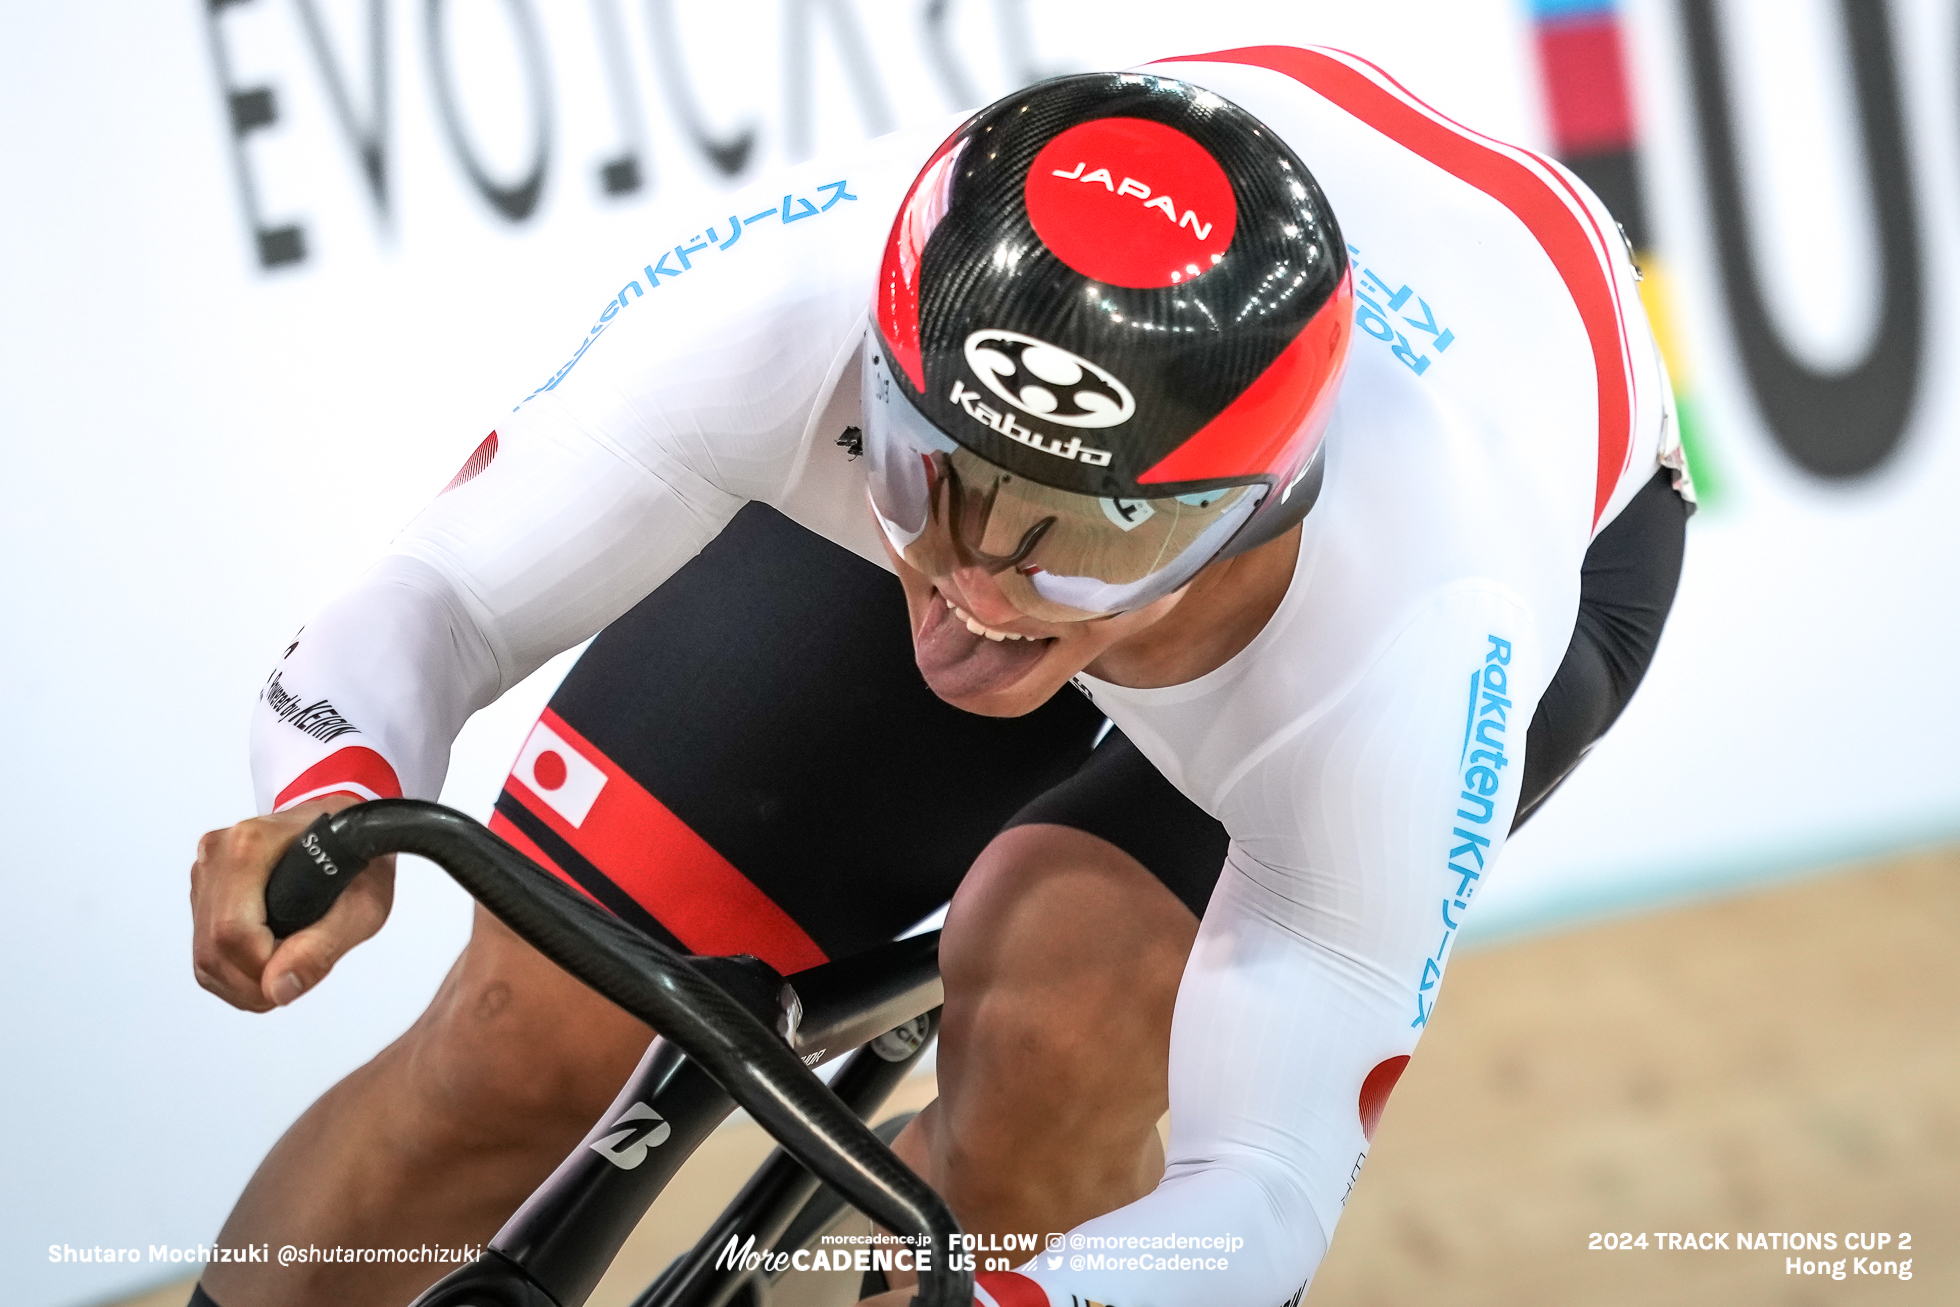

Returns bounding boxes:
[267,800,970,1307]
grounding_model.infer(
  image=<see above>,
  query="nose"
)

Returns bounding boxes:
[945,565,1027,628]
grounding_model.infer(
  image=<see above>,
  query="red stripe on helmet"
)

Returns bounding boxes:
[1137,270,1352,487]
[1162,45,1634,526]
[877,130,972,392]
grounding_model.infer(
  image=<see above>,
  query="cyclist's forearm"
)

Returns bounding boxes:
[250,555,498,809]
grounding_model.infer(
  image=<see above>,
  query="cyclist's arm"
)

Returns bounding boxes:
[1004,586,1545,1307]
[247,125,945,813]
[248,409,748,812]
[202,132,941,1011]
[209,391,762,1010]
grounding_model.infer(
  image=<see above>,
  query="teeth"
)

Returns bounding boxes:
[945,596,1023,641]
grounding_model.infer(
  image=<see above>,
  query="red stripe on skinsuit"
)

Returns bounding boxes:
[487,808,600,907]
[504,709,828,974]
[1159,46,1634,526]
[273,746,402,809]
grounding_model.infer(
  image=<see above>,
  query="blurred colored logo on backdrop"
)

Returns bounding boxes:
[1526,0,1923,494]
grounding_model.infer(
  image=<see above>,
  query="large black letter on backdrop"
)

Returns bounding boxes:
[781,0,894,162]
[1680,0,1922,479]
[647,0,756,176]
[295,0,390,222]
[921,0,1051,112]
[590,0,647,194]
[203,0,306,268]
[426,0,553,221]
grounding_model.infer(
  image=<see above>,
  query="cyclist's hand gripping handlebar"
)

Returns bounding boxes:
[263,799,973,1307]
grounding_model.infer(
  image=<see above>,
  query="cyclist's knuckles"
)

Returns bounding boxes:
[193,955,270,1011]
[223,814,299,867]
[194,826,227,863]
[207,905,273,964]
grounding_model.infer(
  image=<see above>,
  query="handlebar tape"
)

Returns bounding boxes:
[265,811,368,939]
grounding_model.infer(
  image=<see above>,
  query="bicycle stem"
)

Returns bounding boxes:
[298,800,973,1307]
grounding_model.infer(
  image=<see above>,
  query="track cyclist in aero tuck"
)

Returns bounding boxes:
[189,43,1690,1307]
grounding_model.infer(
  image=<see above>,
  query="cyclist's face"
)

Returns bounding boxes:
[876,517,1191,716]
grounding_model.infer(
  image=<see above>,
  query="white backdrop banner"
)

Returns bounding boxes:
[1,2,1953,1304]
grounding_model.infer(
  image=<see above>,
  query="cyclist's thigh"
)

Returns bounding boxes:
[1515,468,1690,826]
[401,903,653,1137]
[927,731,1229,1076]
[490,502,1112,970]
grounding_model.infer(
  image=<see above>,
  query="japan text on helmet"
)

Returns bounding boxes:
[863,70,1353,619]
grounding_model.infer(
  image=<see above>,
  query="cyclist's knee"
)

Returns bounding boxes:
[393,906,652,1151]
[944,824,1194,995]
[940,825,1194,1087]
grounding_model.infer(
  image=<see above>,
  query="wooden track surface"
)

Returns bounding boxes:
[112,849,1957,1307]
[1307,847,1957,1304]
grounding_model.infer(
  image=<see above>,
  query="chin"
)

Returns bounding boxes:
[923,665,1071,718]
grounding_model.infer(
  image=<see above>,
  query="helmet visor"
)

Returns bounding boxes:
[862,349,1264,620]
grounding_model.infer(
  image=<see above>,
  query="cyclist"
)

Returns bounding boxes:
[189,46,1689,1307]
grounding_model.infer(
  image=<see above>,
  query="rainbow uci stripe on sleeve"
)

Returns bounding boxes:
[1528,0,1720,502]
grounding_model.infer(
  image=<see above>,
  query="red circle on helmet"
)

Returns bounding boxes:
[1025,117,1238,289]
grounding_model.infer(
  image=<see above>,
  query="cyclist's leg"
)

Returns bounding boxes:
[198,504,1108,1307]
[863,474,1692,1307]
[200,902,654,1307]
[879,471,1691,1274]
[889,734,1229,1243]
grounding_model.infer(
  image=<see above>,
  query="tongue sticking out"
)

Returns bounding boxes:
[914,595,1050,701]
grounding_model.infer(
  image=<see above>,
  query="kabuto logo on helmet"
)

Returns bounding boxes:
[963,330,1135,429]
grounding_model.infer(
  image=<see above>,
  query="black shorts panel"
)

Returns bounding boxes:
[1515,469,1689,826]
[1001,732,1231,920]
[495,503,1109,965]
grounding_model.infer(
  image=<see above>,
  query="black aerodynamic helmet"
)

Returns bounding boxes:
[863,70,1353,619]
